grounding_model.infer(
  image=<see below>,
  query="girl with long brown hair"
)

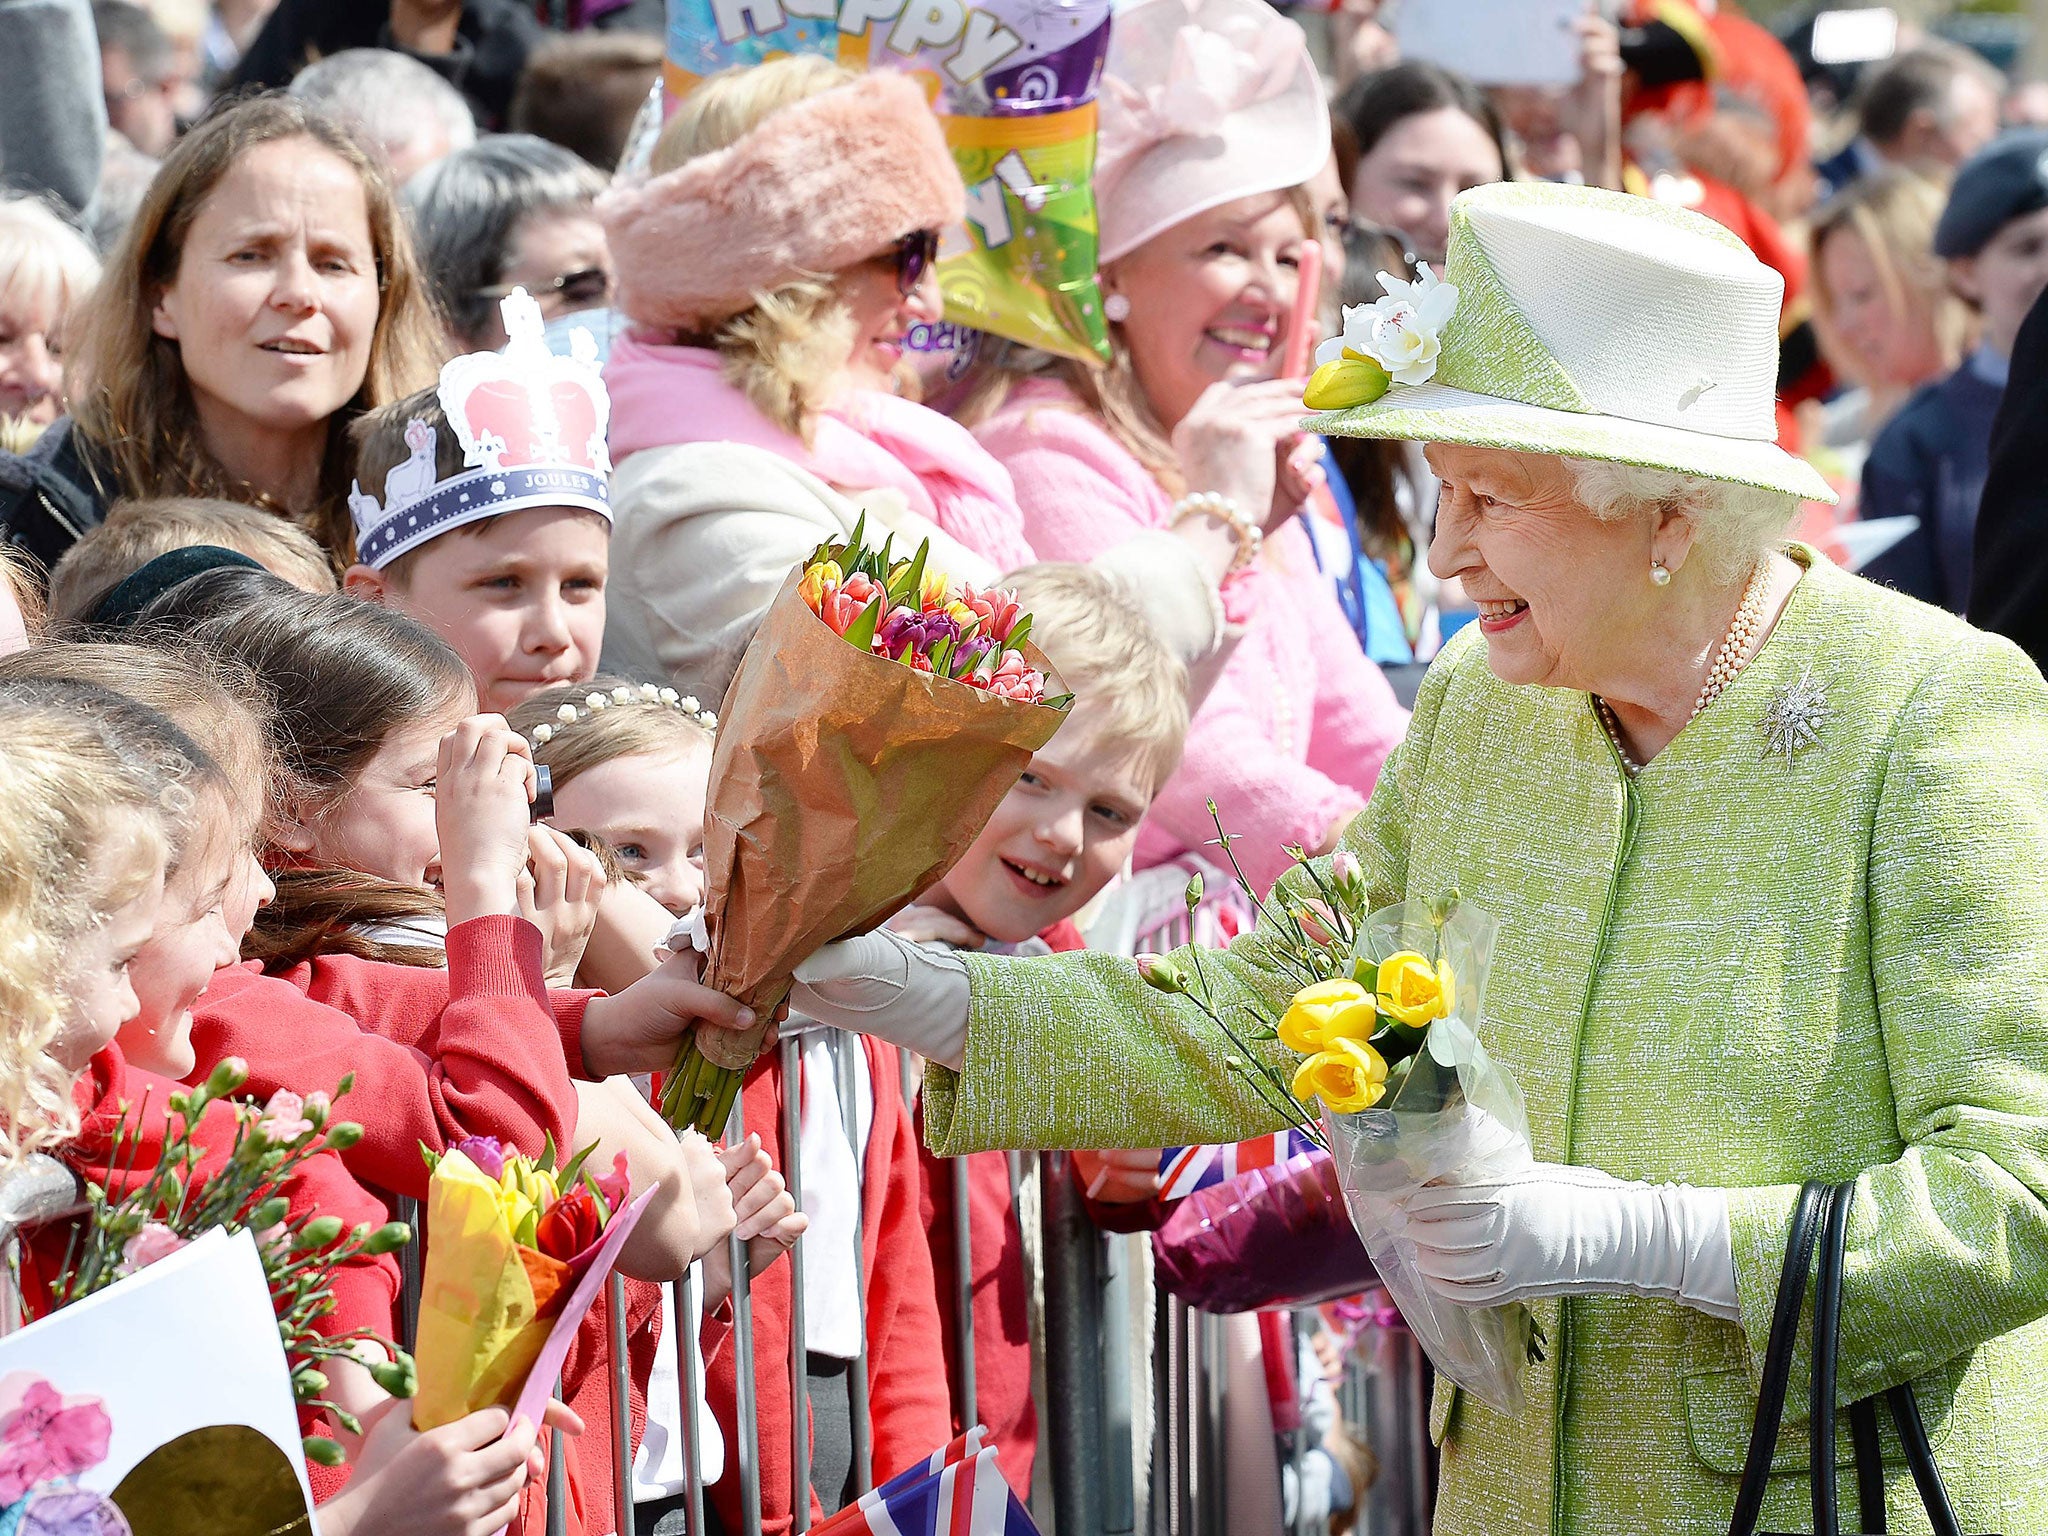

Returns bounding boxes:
[0,93,444,573]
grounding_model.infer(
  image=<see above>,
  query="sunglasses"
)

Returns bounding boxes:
[477,266,614,309]
[891,229,941,296]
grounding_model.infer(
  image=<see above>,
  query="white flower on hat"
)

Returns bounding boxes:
[1316,263,1460,387]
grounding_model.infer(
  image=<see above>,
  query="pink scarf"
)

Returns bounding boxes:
[604,337,1034,571]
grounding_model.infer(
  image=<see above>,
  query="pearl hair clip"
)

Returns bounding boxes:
[527,682,718,747]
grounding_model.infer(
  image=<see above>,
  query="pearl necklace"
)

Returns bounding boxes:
[1596,560,1771,776]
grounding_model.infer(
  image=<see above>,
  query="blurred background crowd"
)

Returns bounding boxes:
[2,0,2044,638]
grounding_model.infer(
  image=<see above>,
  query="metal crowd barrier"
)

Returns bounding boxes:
[229,890,1428,1536]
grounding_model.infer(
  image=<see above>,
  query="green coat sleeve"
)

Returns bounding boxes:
[1725,635,2048,1397]
[921,636,1461,1157]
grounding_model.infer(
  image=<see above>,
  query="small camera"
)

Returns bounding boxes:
[531,763,554,823]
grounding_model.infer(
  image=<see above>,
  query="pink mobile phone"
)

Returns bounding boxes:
[1281,239,1324,378]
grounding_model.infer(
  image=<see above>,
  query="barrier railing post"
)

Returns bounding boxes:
[671,1267,708,1536]
[547,1373,570,1536]
[1197,1310,1227,1535]
[780,1034,811,1532]
[1041,1149,1105,1536]
[948,1154,976,1426]
[393,1193,423,1353]
[1289,1308,1311,1536]
[608,1274,636,1536]
[727,1094,764,1536]
[1098,1231,1137,1534]
[831,1032,873,1495]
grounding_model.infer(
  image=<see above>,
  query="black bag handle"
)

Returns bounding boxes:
[1732,1179,1981,1536]
[1729,1180,1832,1536]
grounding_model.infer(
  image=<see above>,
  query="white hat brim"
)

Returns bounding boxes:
[1307,381,1837,505]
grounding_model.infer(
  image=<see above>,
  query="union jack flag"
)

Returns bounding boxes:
[1156,1129,1321,1200]
[811,1431,1040,1536]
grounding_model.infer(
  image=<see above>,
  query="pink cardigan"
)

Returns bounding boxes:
[974,380,1409,893]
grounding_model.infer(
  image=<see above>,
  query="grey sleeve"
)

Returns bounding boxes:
[0,0,106,220]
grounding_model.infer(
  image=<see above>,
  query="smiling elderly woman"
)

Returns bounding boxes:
[785,182,2048,1535]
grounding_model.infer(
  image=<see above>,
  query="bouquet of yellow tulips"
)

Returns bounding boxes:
[1138,807,1539,1414]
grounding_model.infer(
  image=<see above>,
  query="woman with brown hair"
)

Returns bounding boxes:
[0,93,445,573]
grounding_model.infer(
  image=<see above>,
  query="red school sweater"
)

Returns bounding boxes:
[185,916,650,1534]
[185,915,588,1198]
[23,1045,401,1503]
[705,1038,953,1534]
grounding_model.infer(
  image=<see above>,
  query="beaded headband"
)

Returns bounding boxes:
[526,682,718,749]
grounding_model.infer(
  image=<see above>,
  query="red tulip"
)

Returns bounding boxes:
[535,1184,602,1260]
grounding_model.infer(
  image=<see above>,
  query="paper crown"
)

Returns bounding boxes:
[348,289,614,569]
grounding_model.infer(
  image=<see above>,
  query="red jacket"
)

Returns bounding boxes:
[185,915,635,1528]
[24,1045,400,1503]
[706,1038,952,1533]
[186,915,588,1197]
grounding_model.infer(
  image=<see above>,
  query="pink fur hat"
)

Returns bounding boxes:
[599,72,966,332]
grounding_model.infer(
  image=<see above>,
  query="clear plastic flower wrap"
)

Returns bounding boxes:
[1140,814,1541,1414]
[1318,898,1538,1415]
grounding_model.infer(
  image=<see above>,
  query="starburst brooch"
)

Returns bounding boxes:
[1760,667,1829,763]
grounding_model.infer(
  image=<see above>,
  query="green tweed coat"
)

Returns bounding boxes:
[923,551,2048,1535]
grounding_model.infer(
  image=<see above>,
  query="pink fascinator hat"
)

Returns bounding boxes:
[1094,0,1331,265]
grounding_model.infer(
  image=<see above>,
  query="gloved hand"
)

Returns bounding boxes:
[789,928,971,1069]
[1394,1161,1739,1319]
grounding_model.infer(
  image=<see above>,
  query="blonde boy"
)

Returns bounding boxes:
[912,562,1190,946]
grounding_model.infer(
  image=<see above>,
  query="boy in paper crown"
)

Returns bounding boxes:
[887,561,1191,1494]
[345,289,612,713]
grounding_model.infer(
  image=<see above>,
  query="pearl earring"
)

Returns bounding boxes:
[1103,293,1131,323]
[1650,558,1672,587]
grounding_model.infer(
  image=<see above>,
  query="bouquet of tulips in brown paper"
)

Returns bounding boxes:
[659,520,1071,1134]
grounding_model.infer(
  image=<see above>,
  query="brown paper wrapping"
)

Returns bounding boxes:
[694,571,1068,1068]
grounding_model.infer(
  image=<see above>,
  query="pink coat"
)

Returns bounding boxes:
[973,380,1408,892]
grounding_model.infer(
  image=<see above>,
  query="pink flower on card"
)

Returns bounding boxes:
[257,1090,315,1143]
[116,1222,188,1278]
[0,1380,112,1504]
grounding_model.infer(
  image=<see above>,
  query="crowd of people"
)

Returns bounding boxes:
[1,0,2047,1534]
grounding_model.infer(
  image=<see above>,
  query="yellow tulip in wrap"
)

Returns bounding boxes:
[1290,1037,1389,1113]
[1276,979,1380,1054]
[1375,951,1454,1026]
[411,1149,574,1429]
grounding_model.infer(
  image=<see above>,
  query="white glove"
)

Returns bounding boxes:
[789,928,971,1070]
[1394,1161,1740,1319]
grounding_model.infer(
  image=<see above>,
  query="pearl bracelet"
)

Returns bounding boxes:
[1171,491,1263,575]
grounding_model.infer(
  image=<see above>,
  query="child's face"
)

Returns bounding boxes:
[351,507,609,715]
[293,694,473,889]
[57,857,165,1071]
[122,804,251,1079]
[548,743,711,915]
[928,705,1155,945]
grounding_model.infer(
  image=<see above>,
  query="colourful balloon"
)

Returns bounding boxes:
[664,0,1113,362]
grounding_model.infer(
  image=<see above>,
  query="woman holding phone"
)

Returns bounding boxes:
[961,0,1407,892]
